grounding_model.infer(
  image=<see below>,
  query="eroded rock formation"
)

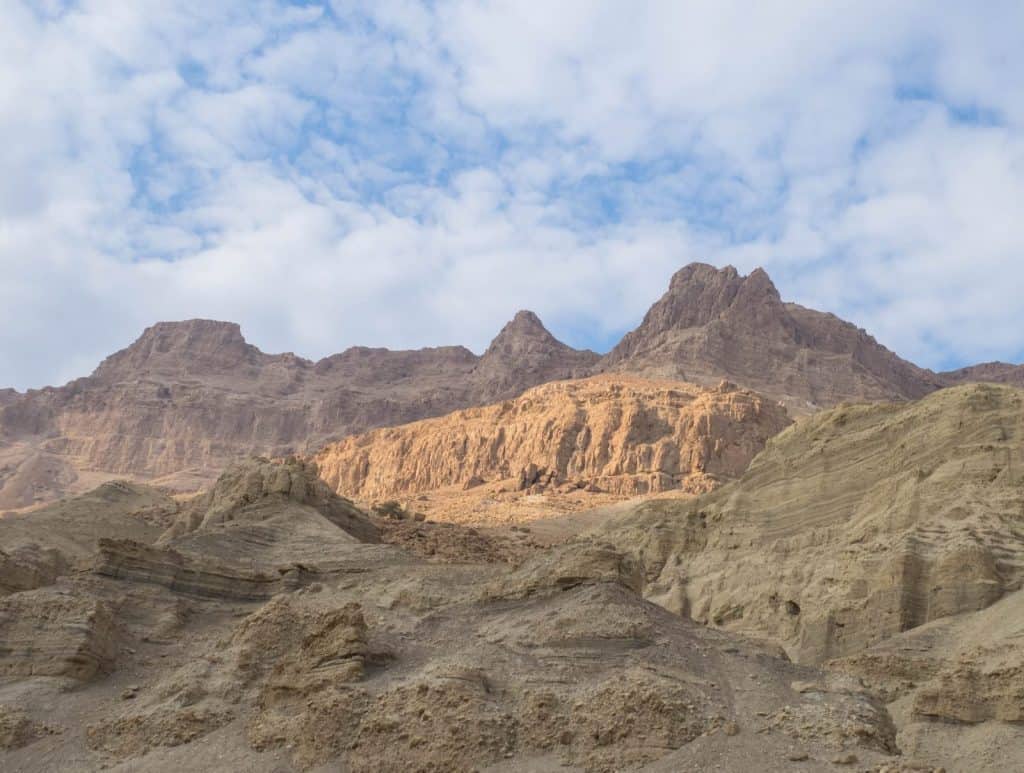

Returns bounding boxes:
[315,375,791,502]
[0,587,120,680]
[1,464,907,772]
[599,383,1024,666]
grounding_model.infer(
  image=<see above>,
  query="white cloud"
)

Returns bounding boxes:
[1,0,1024,390]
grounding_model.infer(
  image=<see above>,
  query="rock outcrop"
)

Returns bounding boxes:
[316,375,791,502]
[829,586,1024,771]
[0,315,598,509]
[94,458,385,600]
[93,538,297,601]
[0,480,177,596]
[0,587,120,680]
[162,456,379,545]
[599,383,1024,665]
[596,263,946,410]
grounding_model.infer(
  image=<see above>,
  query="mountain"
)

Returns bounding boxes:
[0,315,597,510]
[941,361,1024,387]
[314,375,790,512]
[3,262,1020,512]
[597,263,945,409]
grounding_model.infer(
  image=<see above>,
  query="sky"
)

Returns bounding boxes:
[2,1,1023,390]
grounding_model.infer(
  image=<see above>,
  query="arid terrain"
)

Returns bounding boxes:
[3,263,1024,772]
[0,458,923,772]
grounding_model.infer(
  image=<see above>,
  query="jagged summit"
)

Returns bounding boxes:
[93,320,264,381]
[484,310,580,355]
[476,310,599,394]
[633,263,788,336]
[598,262,941,408]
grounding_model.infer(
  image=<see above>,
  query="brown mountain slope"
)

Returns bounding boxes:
[314,375,791,515]
[0,315,597,510]
[597,263,946,410]
[4,261,1020,515]
[941,360,1024,387]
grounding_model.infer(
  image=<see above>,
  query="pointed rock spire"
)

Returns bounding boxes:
[484,310,562,356]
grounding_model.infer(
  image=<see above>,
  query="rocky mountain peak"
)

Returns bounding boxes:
[93,319,261,381]
[605,263,787,363]
[598,262,941,408]
[655,263,784,332]
[472,311,600,399]
[484,310,562,355]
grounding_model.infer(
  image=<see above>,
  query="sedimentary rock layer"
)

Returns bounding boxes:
[600,382,1024,664]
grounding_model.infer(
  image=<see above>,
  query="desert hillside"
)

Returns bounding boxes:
[588,382,1024,769]
[2,385,1020,771]
[0,458,907,772]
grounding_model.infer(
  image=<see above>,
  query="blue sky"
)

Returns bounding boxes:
[2,1,1024,390]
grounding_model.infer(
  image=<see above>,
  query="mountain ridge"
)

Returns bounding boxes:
[3,262,1021,510]
[0,311,595,509]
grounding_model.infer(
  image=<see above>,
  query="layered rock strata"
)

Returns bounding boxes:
[599,383,1024,664]
[315,375,791,502]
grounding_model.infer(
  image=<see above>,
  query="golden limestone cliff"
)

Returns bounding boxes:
[314,375,791,504]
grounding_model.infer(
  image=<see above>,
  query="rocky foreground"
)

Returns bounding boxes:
[594,382,1024,770]
[1,456,941,773]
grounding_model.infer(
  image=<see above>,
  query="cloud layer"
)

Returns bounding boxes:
[2,0,1023,389]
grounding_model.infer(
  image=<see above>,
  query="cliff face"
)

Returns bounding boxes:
[0,316,598,509]
[596,263,945,409]
[315,375,791,501]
